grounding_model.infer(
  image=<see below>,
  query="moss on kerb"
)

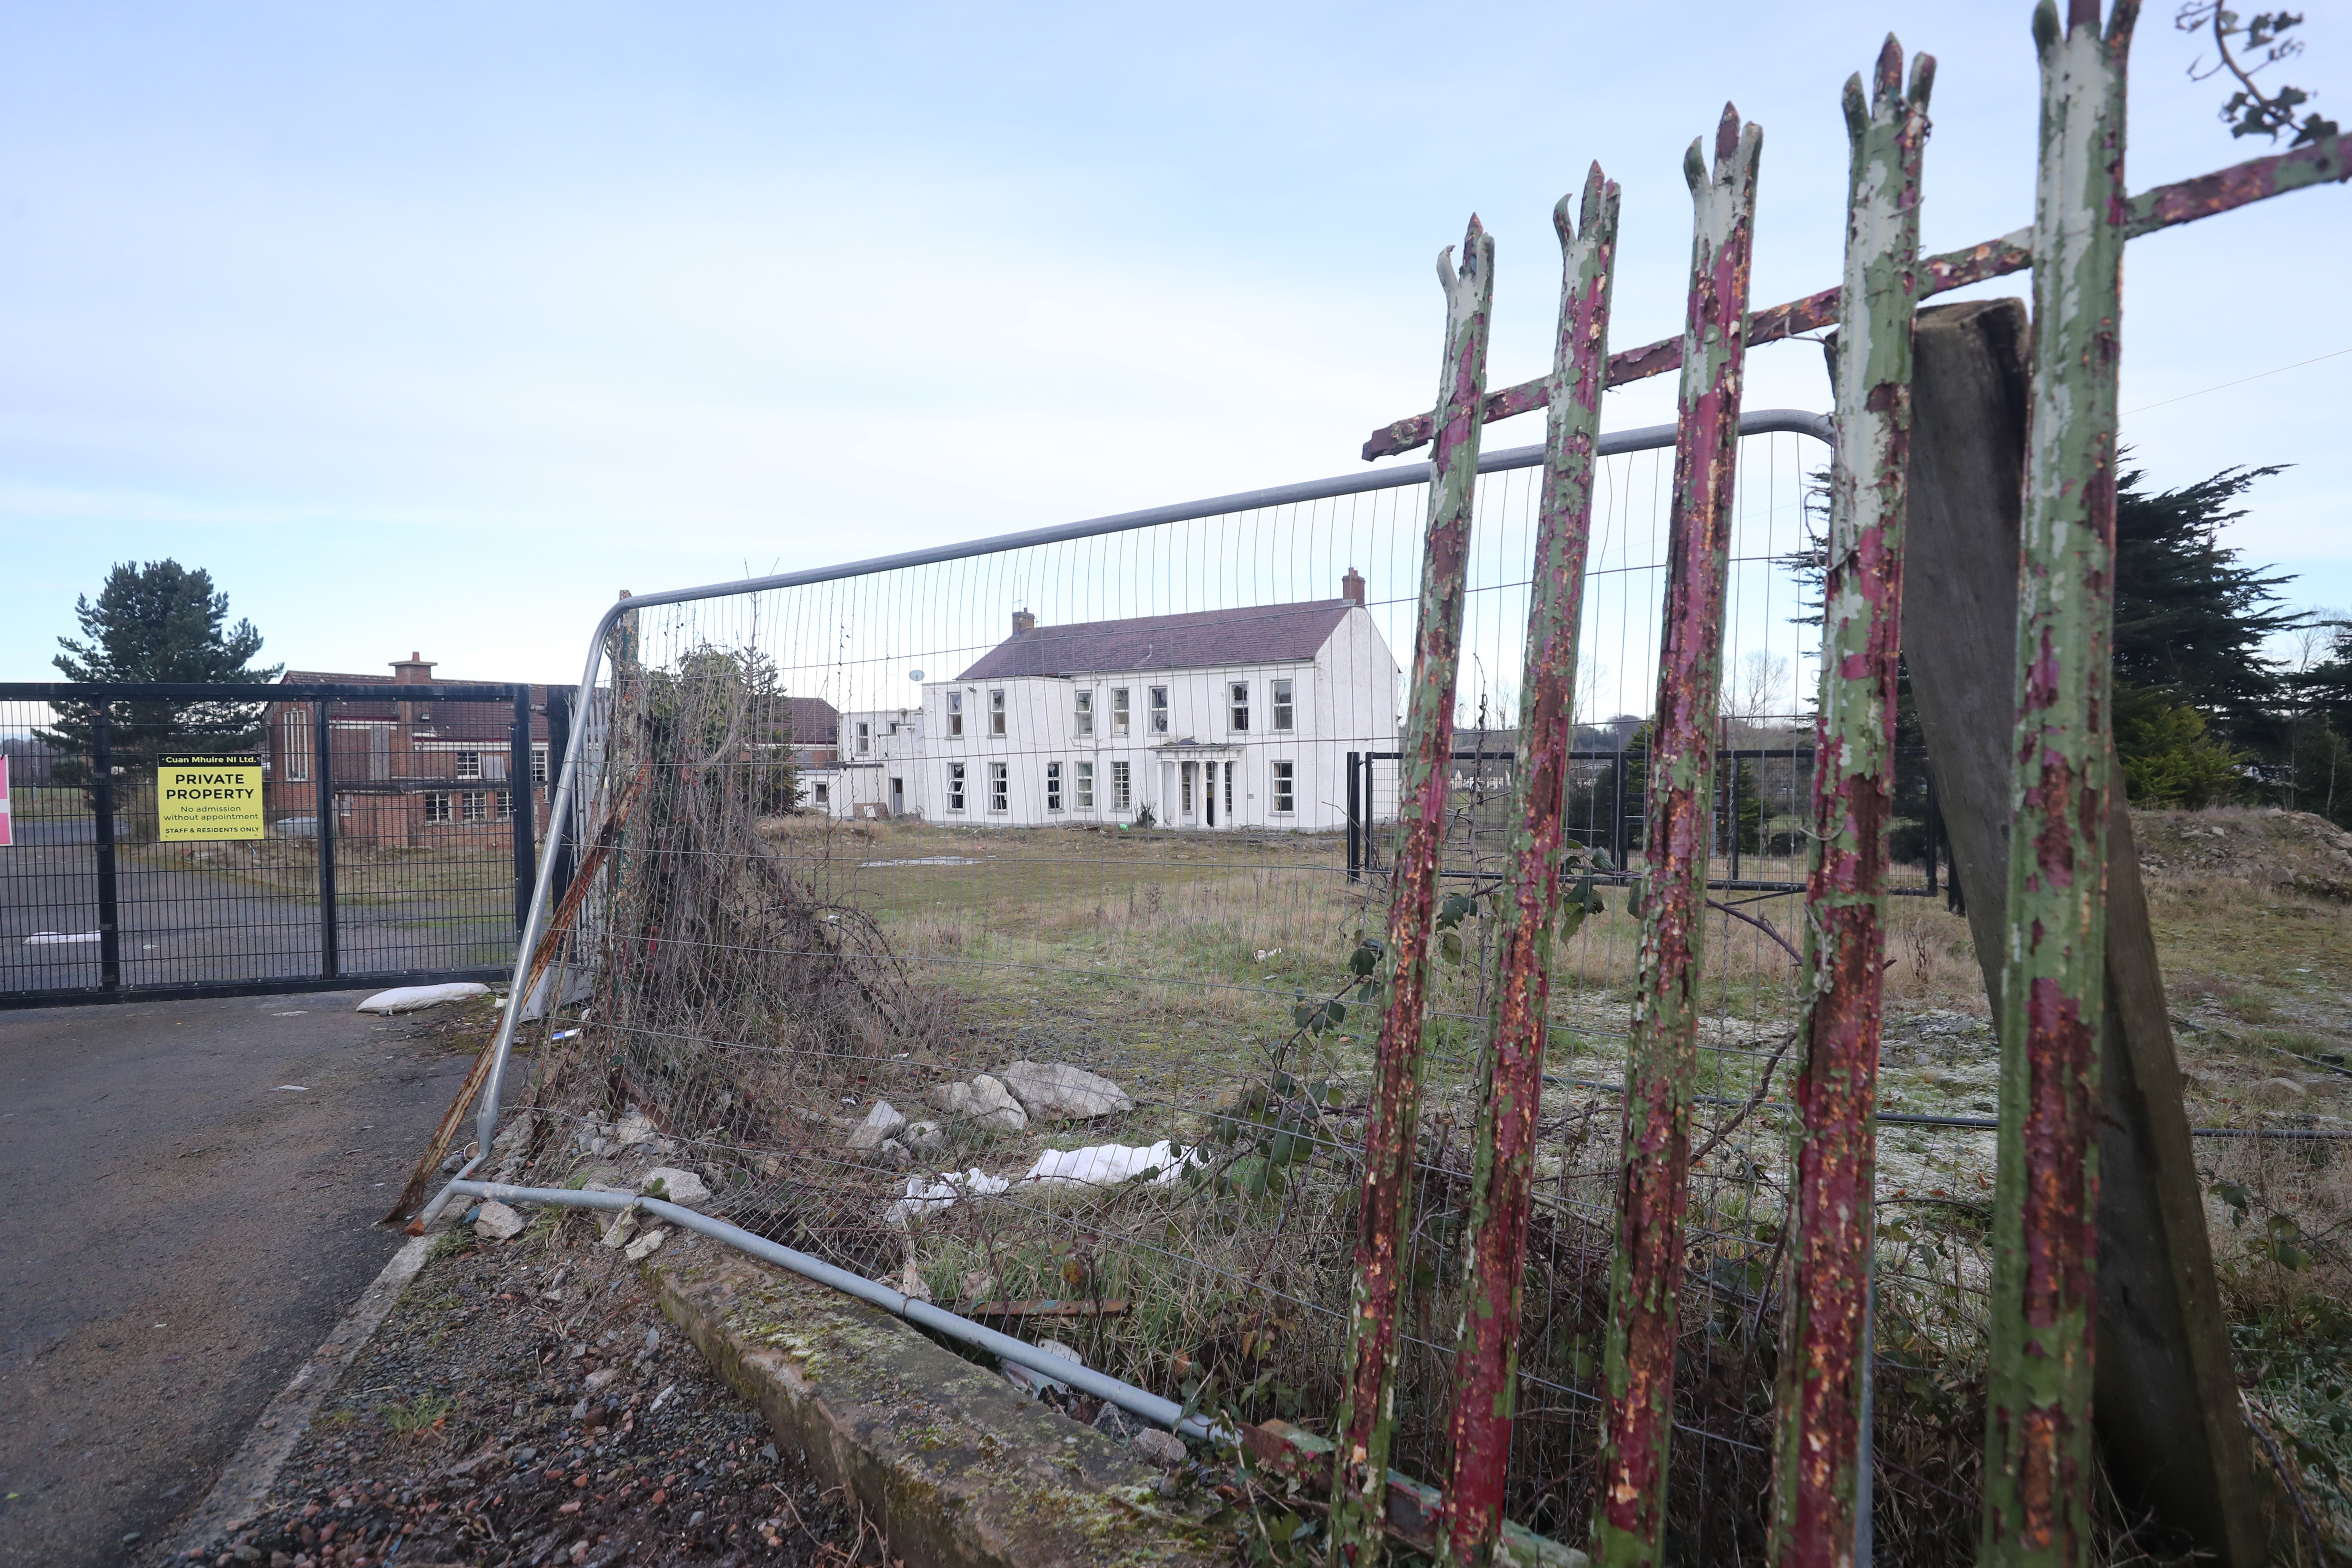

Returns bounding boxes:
[641,1242,1221,1568]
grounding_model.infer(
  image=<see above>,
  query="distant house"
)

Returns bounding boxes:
[257,652,557,849]
[803,572,1400,831]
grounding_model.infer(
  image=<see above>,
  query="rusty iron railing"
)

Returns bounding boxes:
[1769,38,1932,1568]
[1329,214,1495,1567]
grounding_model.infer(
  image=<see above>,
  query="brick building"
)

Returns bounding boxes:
[258,653,557,850]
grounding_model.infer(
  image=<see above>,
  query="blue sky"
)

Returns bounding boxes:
[0,1,2343,686]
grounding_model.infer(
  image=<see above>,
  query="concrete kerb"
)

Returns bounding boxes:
[643,1236,1225,1568]
[162,1226,441,1559]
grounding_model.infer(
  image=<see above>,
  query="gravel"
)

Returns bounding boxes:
[159,1219,863,1568]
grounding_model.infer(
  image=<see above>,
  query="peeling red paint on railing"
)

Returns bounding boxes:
[1435,164,1620,1568]
[1358,131,2343,462]
[1590,104,1761,1568]
[1328,213,1495,1568]
[1979,3,2135,1565]
[1768,36,1932,1568]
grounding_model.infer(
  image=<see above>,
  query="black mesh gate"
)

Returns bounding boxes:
[0,681,567,1008]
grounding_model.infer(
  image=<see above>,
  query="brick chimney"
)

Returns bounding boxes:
[1012,609,1037,636]
[1341,568,1366,606]
[391,651,436,684]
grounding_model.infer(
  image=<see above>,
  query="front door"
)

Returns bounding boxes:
[890,777,904,815]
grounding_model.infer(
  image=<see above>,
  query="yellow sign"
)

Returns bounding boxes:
[157,753,266,842]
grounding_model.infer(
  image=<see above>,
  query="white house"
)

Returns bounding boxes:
[908,572,1398,832]
[804,706,927,820]
[800,573,1400,830]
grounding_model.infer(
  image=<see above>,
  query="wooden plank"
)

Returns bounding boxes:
[1898,297,2266,1567]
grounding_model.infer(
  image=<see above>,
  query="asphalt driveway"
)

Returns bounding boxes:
[0,992,477,1568]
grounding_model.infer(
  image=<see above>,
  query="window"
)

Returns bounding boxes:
[989,690,1007,737]
[455,751,483,781]
[1229,681,1250,732]
[947,763,966,811]
[1272,762,1295,814]
[948,691,965,738]
[532,743,549,784]
[423,791,453,824]
[462,790,490,821]
[1046,762,1063,812]
[1149,686,1169,734]
[814,781,831,807]
[1223,763,1234,816]
[856,721,871,755]
[495,789,514,821]
[989,762,1009,812]
[1111,760,1130,811]
[1180,766,1194,815]
[1075,690,1093,736]
[1112,688,1130,736]
[1272,679,1294,731]
[281,711,310,783]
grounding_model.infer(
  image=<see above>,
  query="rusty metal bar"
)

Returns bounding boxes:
[1328,213,1495,1568]
[1436,164,1620,1568]
[1359,130,2343,460]
[1768,37,1932,1568]
[1590,105,1761,1568]
[1980,5,2136,1565]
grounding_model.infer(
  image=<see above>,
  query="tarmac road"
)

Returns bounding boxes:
[0,992,477,1568]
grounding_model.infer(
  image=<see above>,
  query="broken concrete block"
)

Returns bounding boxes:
[612,1111,658,1147]
[846,1101,908,1152]
[640,1167,711,1206]
[473,1200,527,1241]
[998,1062,1134,1121]
[624,1227,670,1262]
[1132,1429,1188,1469]
[925,1076,1028,1132]
[903,1120,946,1155]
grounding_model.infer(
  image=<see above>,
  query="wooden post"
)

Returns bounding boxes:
[1437,164,1619,1568]
[1591,104,1761,1568]
[1770,37,1932,1568]
[1329,214,1495,1568]
[1901,295,2267,1567]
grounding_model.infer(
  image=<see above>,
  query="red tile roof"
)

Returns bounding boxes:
[956,601,1354,682]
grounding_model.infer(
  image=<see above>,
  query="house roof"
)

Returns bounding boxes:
[956,600,1356,682]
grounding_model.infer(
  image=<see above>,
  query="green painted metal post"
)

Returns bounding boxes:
[1590,105,1761,1568]
[1436,165,1620,1568]
[1981,4,2136,1565]
[1329,214,1495,1568]
[1768,37,1932,1568]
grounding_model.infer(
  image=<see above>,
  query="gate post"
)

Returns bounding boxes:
[510,685,536,933]
[92,704,121,992]
[1329,214,1494,1567]
[1592,104,1761,1568]
[1347,750,1362,882]
[314,699,339,980]
[546,689,575,909]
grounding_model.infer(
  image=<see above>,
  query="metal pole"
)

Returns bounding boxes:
[1348,750,1363,883]
[510,685,535,934]
[92,704,120,993]
[1438,164,1620,1568]
[1983,6,2135,1564]
[1592,104,1762,1568]
[1329,214,1494,1568]
[1769,37,1932,1568]
[314,699,339,981]
[547,689,574,909]
[1923,764,1941,900]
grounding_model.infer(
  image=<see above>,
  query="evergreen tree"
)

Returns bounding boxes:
[39,560,281,782]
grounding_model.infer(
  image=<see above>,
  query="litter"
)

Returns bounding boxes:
[355,982,490,1014]
[859,856,981,867]
[23,931,99,945]
[882,1142,1202,1227]
[272,1085,310,1092]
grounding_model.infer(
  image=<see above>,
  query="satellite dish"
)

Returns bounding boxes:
[909,669,926,682]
